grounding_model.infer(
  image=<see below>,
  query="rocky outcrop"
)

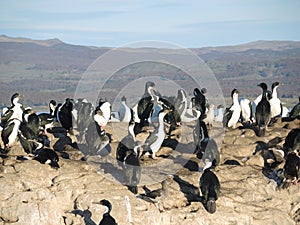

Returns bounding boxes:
[0,118,300,225]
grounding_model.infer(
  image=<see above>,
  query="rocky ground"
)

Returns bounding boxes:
[0,118,300,225]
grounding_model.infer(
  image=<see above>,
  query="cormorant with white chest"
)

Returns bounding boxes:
[1,93,24,125]
[223,89,241,128]
[119,96,131,123]
[269,82,282,119]
[38,100,57,130]
[142,100,173,159]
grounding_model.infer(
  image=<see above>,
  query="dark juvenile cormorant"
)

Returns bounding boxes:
[199,169,220,214]
[57,98,75,134]
[255,83,271,137]
[137,81,157,128]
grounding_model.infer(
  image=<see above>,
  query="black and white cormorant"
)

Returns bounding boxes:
[143,101,173,159]
[119,96,131,123]
[122,146,141,194]
[18,108,41,154]
[34,147,59,169]
[269,82,282,118]
[239,98,252,123]
[1,93,24,125]
[194,118,220,170]
[38,99,57,130]
[192,88,207,121]
[223,89,241,128]
[255,83,271,137]
[116,116,141,194]
[85,107,110,156]
[94,99,111,129]
[1,118,21,152]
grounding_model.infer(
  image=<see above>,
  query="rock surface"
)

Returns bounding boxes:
[0,118,300,225]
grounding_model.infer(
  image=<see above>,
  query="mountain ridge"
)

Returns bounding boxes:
[0,35,299,107]
[1,34,300,52]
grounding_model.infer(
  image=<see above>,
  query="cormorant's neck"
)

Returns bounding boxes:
[232,93,239,105]
[158,111,166,123]
[50,103,56,115]
[12,98,20,106]
[128,124,136,142]
[103,205,110,214]
[272,86,278,99]
[262,88,268,99]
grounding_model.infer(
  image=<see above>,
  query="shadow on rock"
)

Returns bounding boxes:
[173,174,201,203]
[69,209,97,225]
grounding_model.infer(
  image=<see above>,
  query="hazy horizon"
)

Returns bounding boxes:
[2,33,300,50]
[1,0,300,48]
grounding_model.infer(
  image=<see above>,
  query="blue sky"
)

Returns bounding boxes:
[1,0,300,47]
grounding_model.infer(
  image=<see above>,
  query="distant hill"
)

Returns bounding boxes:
[0,34,64,46]
[196,40,300,53]
[0,35,299,108]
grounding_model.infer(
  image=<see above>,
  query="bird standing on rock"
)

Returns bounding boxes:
[38,99,57,130]
[119,96,131,123]
[116,116,141,194]
[269,82,282,119]
[199,169,220,214]
[137,81,158,129]
[223,89,241,129]
[255,83,271,137]
[239,98,252,123]
[143,102,173,159]
[95,99,111,129]
[57,98,75,134]
[1,93,24,124]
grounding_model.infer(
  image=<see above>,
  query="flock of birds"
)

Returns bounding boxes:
[221,82,300,189]
[0,80,300,224]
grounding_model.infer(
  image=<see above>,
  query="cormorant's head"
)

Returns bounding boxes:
[271,81,281,91]
[121,96,126,102]
[11,93,22,105]
[96,199,112,214]
[231,89,239,98]
[257,83,268,90]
